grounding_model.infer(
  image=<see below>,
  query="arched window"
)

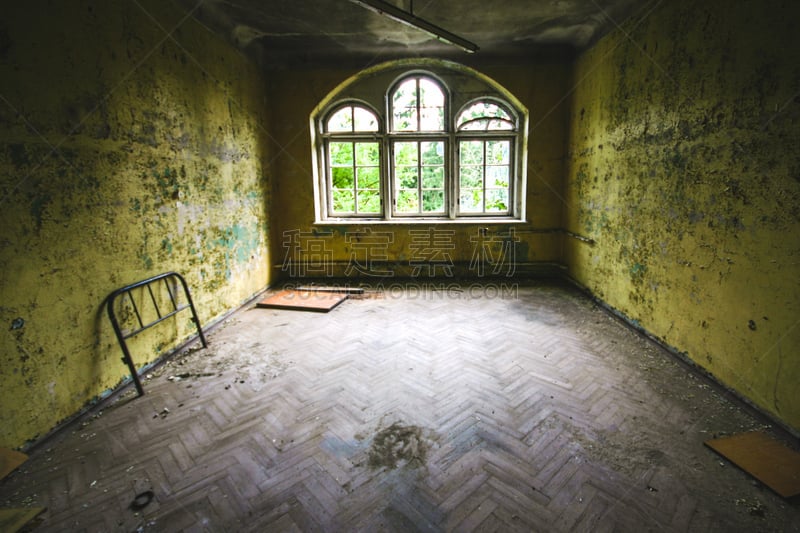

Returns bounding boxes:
[456,100,516,214]
[315,65,526,221]
[323,103,382,215]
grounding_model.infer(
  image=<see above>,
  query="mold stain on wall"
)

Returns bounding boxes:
[0,0,272,448]
[564,0,800,430]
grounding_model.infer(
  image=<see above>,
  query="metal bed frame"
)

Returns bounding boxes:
[106,271,206,396]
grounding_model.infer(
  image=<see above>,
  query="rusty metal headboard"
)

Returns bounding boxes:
[106,271,207,396]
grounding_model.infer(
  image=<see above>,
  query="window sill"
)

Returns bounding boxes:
[314,218,528,226]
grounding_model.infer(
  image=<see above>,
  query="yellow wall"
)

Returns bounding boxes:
[0,1,272,448]
[565,0,800,431]
[268,59,572,278]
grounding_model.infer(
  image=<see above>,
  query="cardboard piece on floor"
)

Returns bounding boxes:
[0,507,46,533]
[704,431,800,498]
[256,290,347,312]
[0,448,28,480]
[296,285,365,295]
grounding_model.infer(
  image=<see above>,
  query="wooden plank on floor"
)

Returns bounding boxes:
[0,448,28,480]
[256,290,348,312]
[705,431,800,498]
[0,507,46,533]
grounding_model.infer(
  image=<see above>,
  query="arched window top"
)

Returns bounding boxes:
[456,100,516,131]
[390,75,445,132]
[326,104,379,133]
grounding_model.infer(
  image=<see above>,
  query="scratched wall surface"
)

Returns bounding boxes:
[268,60,571,278]
[564,0,800,430]
[0,1,271,448]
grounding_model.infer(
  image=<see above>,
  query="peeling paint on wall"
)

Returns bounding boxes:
[565,0,800,431]
[0,0,272,448]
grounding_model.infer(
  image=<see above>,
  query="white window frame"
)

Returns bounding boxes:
[313,65,528,223]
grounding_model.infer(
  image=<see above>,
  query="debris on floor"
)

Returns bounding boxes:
[256,289,348,312]
[0,448,28,480]
[704,431,800,498]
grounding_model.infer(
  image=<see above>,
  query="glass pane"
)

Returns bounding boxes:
[489,119,514,130]
[422,166,444,188]
[396,167,418,189]
[487,140,510,164]
[421,141,444,165]
[420,79,444,106]
[459,140,483,166]
[332,189,355,212]
[327,107,352,132]
[422,190,445,212]
[357,191,381,213]
[329,142,353,165]
[460,119,490,131]
[353,107,379,131]
[392,79,418,131]
[332,167,354,189]
[457,101,512,129]
[460,190,482,212]
[486,189,509,212]
[356,142,379,166]
[487,166,509,188]
[460,166,483,188]
[394,142,418,166]
[419,79,444,131]
[396,190,419,213]
[357,167,380,189]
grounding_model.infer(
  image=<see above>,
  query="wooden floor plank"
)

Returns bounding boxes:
[705,431,800,498]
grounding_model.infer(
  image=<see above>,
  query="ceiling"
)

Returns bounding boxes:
[179,0,641,68]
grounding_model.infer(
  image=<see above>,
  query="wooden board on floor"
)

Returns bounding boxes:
[0,448,28,480]
[705,431,800,498]
[256,290,348,312]
[0,507,46,533]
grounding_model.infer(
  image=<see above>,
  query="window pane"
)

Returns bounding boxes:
[487,140,510,164]
[357,167,380,189]
[459,140,483,165]
[422,166,444,188]
[486,189,509,212]
[394,141,418,165]
[422,190,445,212]
[353,107,379,131]
[419,79,444,131]
[396,190,419,213]
[457,101,513,131]
[327,108,353,132]
[489,119,514,130]
[330,142,353,165]
[332,167,354,189]
[460,190,482,212]
[357,191,381,213]
[487,166,509,188]
[355,142,379,166]
[421,141,444,165]
[332,189,355,212]
[460,166,483,188]
[396,167,418,189]
[392,79,418,131]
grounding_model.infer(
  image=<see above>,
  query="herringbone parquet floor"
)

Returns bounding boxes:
[2,282,799,532]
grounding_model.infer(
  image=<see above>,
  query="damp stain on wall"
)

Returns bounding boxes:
[0,0,272,448]
[564,0,800,430]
